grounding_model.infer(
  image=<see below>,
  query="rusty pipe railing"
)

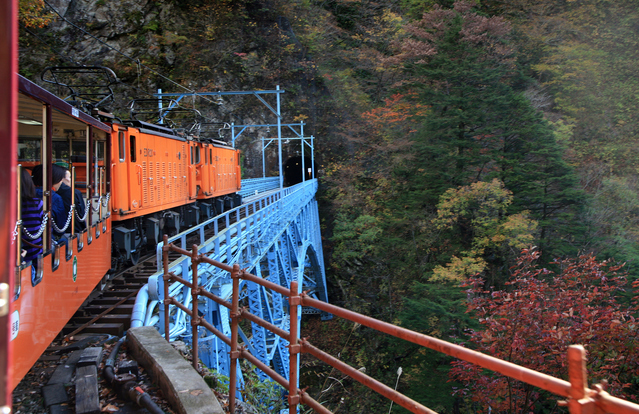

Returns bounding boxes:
[161,237,639,414]
[229,262,241,412]
[298,294,639,414]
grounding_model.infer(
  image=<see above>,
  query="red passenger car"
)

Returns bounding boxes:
[11,70,244,387]
[12,76,113,388]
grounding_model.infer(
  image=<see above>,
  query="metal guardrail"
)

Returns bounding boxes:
[160,239,639,414]
[238,176,280,197]
[161,240,329,414]
[155,178,316,274]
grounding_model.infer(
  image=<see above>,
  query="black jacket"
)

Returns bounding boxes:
[56,183,87,232]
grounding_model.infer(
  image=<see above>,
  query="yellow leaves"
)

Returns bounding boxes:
[434,179,511,228]
[433,179,538,250]
[430,179,539,281]
[283,43,297,54]
[162,32,188,45]
[431,255,487,282]
[379,10,403,28]
[500,213,538,249]
[19,0,54,28]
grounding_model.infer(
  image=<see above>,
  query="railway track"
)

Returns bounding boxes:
[62,257,158,339]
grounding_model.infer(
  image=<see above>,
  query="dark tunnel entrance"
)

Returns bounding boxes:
[284,156,316,186]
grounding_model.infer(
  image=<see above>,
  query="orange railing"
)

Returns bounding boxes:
[161,237,639,414]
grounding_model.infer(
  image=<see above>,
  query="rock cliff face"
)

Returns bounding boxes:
[59,0,187,66]
[20,0,318,178]
[30,0,189,83]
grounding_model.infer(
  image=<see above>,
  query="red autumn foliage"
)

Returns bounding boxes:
[387,0,512,66]
[450,248,639,413]
[361,92,429,133]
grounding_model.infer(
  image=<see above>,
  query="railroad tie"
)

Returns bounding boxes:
[75,347,103,414]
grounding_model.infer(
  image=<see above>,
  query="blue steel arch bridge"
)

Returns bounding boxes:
[132,176,329,391]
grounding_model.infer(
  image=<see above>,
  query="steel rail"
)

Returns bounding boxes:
[63,291,138,340]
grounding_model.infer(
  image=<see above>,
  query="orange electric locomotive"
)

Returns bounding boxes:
[110,115,242,264]
[12,69,242,389]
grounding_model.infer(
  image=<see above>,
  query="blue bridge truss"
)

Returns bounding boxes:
[142,177,329,388]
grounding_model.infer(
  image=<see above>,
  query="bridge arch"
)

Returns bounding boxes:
[150,179,328,393]
[296,241,329,314]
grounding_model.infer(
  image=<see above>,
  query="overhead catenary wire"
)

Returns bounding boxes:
[41,0,219,106]
[21,23,216,116]
[20,26,161,111]
[22,24,155,101]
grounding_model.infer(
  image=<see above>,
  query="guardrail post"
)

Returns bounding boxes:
[162,234,171,342]
[288,280,300,414]
[191,244,200,371]
[567,345,594,414]
[229,264,241,414]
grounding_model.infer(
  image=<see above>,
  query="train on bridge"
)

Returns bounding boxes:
[11,69,243,389]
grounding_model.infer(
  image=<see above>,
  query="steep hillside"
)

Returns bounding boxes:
[19,0,335,178]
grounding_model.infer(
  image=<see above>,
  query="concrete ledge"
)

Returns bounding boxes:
[127,327,224,414]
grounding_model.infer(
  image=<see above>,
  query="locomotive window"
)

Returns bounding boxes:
[91,129,107,162]
[118,131,125,162]
[210,149,212,164]
[130,136,136,162]
[96,141,105,161]
[191,146,201,165]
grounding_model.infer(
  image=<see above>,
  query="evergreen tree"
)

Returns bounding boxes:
[391,3,587,410]
[395,1,585,258]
